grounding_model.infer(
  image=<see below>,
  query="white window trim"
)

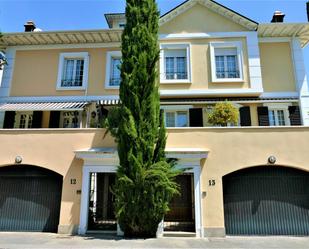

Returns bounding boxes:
[14,111,33,129]
[105,51,122,89]
[59,111,82,129]
[160,43,192,84]
[263,103,292,126]
[210,41,244,83]
[161,106,191,128]
[56,52,89,90]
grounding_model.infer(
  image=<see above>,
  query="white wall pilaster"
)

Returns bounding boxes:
[0,48,16,98]
[291,38,309,126]
[247,32,263,92]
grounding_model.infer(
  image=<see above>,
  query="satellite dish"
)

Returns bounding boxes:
[33,28,43,32]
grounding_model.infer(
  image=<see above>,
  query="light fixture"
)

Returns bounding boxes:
[268,156,276,164]
[15,156,23,164]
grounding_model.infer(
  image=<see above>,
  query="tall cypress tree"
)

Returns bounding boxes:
[107,0,180,238]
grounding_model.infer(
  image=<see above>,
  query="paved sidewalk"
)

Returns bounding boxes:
[0,233,308,249]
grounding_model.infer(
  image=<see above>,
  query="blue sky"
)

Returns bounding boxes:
[0,0,309,74]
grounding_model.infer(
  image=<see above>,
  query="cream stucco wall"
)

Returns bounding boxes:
[166,127,309,235]
[160,37,251,91]
[259,42,296,93]
[0,128,308,235]
[10,48,120,97]
[159,3,248,34]
[0,129,116,233]
[10,36,251,97]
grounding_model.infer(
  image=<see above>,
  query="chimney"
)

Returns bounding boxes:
[307,1,309,22]
[271,11,285,23]
[24,21,36,32]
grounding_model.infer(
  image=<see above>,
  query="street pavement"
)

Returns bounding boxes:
[0,233,308,249]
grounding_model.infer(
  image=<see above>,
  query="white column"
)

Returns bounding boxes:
[291,38,309,126]
[0,48,16,98]
[0,111,5,128]
[247,32,263,93]
[78,167,90,235]
[193,165,203,238]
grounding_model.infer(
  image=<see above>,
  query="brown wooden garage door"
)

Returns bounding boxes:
[223,166,309,235]
[0,165,63,232]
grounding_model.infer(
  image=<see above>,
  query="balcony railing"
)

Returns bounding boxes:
[61,79,83,87]
[216,70,240,79]
[164,72,188,80]
[109,78,121,87]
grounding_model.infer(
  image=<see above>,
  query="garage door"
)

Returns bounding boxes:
[223,166,309,235]
[0,165,63,232]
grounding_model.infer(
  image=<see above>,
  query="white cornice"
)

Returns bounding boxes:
[159,0,258,31]
[160,89,263,97]
[0,95,120,103]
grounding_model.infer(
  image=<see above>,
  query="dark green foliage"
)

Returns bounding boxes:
[106,0,181,238]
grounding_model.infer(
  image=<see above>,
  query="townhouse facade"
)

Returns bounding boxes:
[0,0,309,237]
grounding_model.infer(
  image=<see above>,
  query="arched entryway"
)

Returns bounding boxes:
[223,166,309,235]
[0,165,63,232]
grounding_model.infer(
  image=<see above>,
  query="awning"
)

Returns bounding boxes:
[0,102,89,111]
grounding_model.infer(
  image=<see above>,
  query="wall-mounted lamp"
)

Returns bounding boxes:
[15,156,22,164]
[268,156,276,164]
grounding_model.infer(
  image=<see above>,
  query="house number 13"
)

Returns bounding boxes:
[209,179,216,186]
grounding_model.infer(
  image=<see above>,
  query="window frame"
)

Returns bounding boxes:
[161,105,192,128]
[56,52,89,90]
[160,43,192,84]
[14,111,34,129]
[264,103,291,126]
[60,111,82,129]
[105,51,122,89]
[209,41,244,83]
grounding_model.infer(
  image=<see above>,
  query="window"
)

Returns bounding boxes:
[105,51,122,88]
[14,112,33,129]
[165,50,187,80]
[210,42,244,82]
[264,103,291,126]
[269,109,286,126]
[57,52,89,90]
[165,111,189,127]
[61,111,80,128]
[160,44,191,83]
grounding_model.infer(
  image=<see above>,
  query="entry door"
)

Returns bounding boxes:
[164,174,195,232]
[88,173,116,231]
[0,166,63,232]
[223,166,309,235]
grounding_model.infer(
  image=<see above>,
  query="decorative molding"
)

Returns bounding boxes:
[291,37,309,126]
[259,37,291,43]
[160,88,263,97]
[56,52,89,91]
[160,43,192,84]
[0,48,16,98]
[209,41,244,83]
[159,31,257,40]
[105,51,121,89]
[159,0,258,31]
[260,92,299,98]
[0,95,120,103]
[76,147,206,238]
[8,42,121,51]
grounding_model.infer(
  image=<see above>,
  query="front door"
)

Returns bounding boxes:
[164,174,195,232]
[87,173,116,231]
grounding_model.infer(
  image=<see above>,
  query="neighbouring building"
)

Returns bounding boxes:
[0,0,309,237]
